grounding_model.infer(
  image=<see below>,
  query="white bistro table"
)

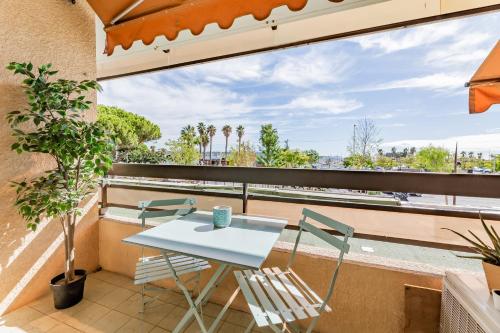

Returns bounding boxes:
[123,211,287,333]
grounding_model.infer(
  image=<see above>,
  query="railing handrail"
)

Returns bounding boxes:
[109,163,500,198]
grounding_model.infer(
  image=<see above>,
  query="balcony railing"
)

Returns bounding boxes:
[101,163,500,253]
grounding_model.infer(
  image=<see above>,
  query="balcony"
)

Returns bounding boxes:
[3,1,500,332]
[2,163,498,332]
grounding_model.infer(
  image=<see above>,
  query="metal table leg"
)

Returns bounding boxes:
[162,252,233,333]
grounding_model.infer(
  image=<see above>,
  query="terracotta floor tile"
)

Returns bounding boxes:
[50,300,110,332]
[156,306,189,331]
[46,323,81,333]
[84,277,117,303]
[94,286,135,309]
[224,308,253,327]
[218,322,246,333]
[28,295,58,316]
[116,293,173,325]
[0,306,45,328]
[82,309,131,333]
[150,327,170,333]
[118,318,154,333]
[154,290,187,306]
[186,315,217,333]
[89,271,140,292]
[21,314,60,332]
[200,302,223,318]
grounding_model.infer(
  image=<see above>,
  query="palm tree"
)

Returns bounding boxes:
[201,133,209,165]
[222,125,232,161]
[181,125,196,144]
[197,122,206,162]
[236,125,245,155]
[207,125,216,163]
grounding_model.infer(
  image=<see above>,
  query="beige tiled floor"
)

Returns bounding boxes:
[0,270,267,333]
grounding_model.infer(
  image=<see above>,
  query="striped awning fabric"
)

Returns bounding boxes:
[87,0,345,56]
[469,41,500,114]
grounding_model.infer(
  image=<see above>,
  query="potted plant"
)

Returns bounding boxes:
[6,62,113,309]
[443,214,500,292]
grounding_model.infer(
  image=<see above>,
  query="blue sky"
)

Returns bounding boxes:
[99,11,500,156]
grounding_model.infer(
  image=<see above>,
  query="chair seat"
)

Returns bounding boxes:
[135,254,210,285]
[234,267,331,327]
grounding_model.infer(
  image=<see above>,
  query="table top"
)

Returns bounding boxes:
[123,211,287,269]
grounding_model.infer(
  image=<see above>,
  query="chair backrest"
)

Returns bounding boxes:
[138,198,197,229]
[288,208,354,312]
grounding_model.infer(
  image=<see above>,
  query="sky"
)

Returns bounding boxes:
[98,11,500,156]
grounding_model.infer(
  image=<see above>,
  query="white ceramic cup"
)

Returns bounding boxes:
[493,289,500,311]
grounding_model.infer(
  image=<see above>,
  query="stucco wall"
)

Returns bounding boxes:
[100,217,443,333]
[0,0,98,314]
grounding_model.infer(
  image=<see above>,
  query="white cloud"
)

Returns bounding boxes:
[180,55,268,84]
[98,74,254,147]
[424,33,492,68]
[270,49,353,87]
[383,132,500,154]
[259,93,363,115]
[354,21,461,53]
[351,72,467,93]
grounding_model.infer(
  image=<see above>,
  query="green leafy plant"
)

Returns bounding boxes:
[443,214,500,266]
[6,62,114,283]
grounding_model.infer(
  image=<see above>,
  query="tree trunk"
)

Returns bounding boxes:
[202,146,206,165]
[64,213,75,283]
[224,137,228,160]
[209,139,213,163]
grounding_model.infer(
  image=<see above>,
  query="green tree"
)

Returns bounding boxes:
[207,125,216,162]
[236,125,245,155]
[415,146,451,172]
[343,154,373,169]
[257,124,282,167]
[6,62,113,283]
[227,141,257,167]
[197,122,206,160]
[304,149,320,165]
[222,125,232,160]
[166,129,200,165]
[374,155,395,169]
[97,105,161,150]
[200,133,209,164]
[127,145,168,164]
[181,125,196,145]
[281,149,310,168]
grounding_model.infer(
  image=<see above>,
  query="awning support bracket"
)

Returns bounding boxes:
[111,0,144,25]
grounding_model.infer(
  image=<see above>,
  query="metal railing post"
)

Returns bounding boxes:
[242,183,248,214]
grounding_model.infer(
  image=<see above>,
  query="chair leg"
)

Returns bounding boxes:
[305,316,320,333]
[140,284,145,313]
[244,317,255,333]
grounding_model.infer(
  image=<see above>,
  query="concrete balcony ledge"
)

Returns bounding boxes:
[101,210,480,279]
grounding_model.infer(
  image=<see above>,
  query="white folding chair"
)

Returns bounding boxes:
[234,208,354,333]
[135,198,211,312]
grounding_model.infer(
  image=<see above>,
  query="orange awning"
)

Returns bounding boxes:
[88,0,345,56]
[469,41,500,114]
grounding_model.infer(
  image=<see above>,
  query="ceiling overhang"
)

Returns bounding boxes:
[94,0,500,80]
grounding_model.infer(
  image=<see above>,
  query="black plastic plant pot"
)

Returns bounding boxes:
[50,269,87,309]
